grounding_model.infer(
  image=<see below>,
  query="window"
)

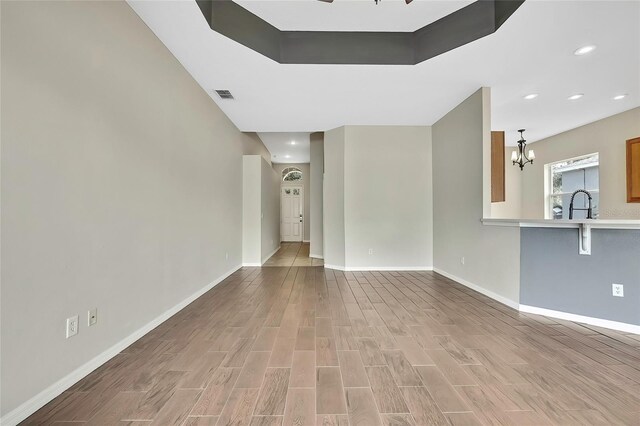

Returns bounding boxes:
[547,153,599,219]
[282,167,302,182]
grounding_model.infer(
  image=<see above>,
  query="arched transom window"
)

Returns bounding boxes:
[282,167,302,182]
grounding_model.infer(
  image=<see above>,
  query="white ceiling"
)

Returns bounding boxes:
[258,132,311,163]
[128,0,640,152]
[235,0,473,32]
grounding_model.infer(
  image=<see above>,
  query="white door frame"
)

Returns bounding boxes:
[281,185,304,242]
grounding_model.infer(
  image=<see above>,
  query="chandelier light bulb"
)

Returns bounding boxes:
[513,129,533,170]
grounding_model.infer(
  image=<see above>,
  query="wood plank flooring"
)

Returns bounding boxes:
[263,242,324,267]
[23,249,640,425]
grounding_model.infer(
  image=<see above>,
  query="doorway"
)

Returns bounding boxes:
[281,186,303,242]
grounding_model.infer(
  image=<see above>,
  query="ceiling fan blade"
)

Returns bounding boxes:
[405,0,414,3]
[317,0,334,2]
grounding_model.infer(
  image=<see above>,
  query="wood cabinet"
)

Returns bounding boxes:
[627,137,640,203]
[491,131,505,202]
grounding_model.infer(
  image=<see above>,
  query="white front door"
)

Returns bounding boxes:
[281,186,303,242]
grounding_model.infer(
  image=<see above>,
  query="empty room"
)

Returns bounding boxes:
[2,0,640,425]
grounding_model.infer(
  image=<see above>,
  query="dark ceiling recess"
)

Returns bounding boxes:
[195,0,524,66]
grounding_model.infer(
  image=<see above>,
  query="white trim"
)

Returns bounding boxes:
[0,264,242,426]
[325,265,433,272]
[303,239,310,243]
[519,305,640,335]
[309,253,324,259]
[481,218,640,230]
[261,245,281,264]
[433,268,520,310]
[345,266,433,272]
[434,266,640,334]
[242,263,262,267]
[323,264,346,271]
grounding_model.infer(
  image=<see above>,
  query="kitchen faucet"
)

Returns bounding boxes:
[569,189,593,220]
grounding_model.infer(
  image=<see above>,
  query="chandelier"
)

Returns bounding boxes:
[511,129,535,170]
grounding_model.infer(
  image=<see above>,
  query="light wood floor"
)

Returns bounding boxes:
[24,266,640,425]
[263,242,324,267]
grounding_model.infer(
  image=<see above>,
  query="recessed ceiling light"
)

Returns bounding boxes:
[568,94,584,100]
[574,45,596,56]
[523,93,538,100]
[613,94,627,100]
[285,155,291,159]
[290,141,296,145]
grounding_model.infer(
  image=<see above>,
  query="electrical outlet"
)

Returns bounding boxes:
[368,248,373,255]
[461,256,465,265]
[612,283,624,297]
[88,308,97,326]
[66,315,79,338]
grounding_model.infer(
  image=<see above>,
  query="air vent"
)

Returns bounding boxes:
[215,90,234,100]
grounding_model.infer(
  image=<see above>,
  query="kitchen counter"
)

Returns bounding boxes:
[482,218,640,230]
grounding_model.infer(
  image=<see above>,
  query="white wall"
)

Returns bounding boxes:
[243,156,280,265]
[0,1,267,418]
[323,126,433,270]
[261,159,280,262]
[490,150,523,218]
[272,163,311,241]
[433,89,521,306]
[343,126,433,269]
[520,107,640,219]
[242,132,273,166]
[323,127,346,268]
[310,132,324,258]
[243,156,262,265]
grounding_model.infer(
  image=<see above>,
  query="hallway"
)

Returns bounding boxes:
[23,266,640,425]
[263,242,324,267]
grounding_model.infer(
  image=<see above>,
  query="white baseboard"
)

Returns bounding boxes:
[433,267,519,310]
[345,266,433,272]
[0,264,242,426]
[324,264,346,271]
[324,265,433,272]
[309,253,324,259]
[303,239,310,243]
[242,245,281,267]
[432,268,640,335]
[261,245,281,265]
[519,304,640,335]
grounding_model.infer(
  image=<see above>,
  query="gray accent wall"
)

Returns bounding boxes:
[520,228,640,325]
